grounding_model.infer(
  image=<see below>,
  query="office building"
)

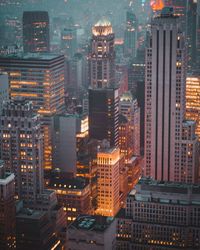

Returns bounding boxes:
[52,114,88,175]
[0,161,15,250]
[96,144,120,217]
[61,27,77,58]
[128,60,145,155]
[0,72,9,115]
[48,177,91,224]
[88,19,119,147]
[16,208,62,250]
[186,0,198,69]
[67,215,116,250]
[89,18,115,89]
[119,115,134,163]
[124,10,138,58]
[186,75,200,140]
[119,92,141,155]
[144,7,199,183]
[52,115,77,175]
[197,7,200,66]
[0,99,43,204]
[0,53,65,170]
[116,177,200,249]
[89,88,119,147]
[23,11,50,53]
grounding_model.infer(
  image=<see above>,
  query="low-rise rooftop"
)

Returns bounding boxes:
[69,215,114,232]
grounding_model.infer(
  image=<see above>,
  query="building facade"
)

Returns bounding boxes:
[0,53,65,170]
[67,215,116,250]
[89,88,119,147]
[0,72,9,115]
[186,75,200,140]
[89,19,115,89]
[144,7,199,183]
[0,161,15,250]
[96,145,120,217]
[124,10,138,58]
[23,11,50,53]
[116,177,200,250]
[0,99,43,204]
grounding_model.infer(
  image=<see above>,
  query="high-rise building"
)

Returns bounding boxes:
[23,11,50,53]
[0,53,65,170]
[16,208,62,250]
[48,177,91,224]
[88,20,119,147]
[124,10,138,58]
[196,2,200,66]
[0,99,43,205]
[61,27,77,58]
[52,114,88,175]
[186,74,200,140]
[116,177,200,250]
[0,160,15,250]
[89,88,119,147]
[119,115,134,163]
[0,72,9,115]
[144,7,199,183]
[89,18,115,89]
[96,144,120,217]
[186,0,198,70]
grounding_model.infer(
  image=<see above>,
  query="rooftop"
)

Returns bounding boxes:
[137,177,200,194]
[92,18,113,36]
[69,215,114,232]
[0,52,63,61]
[48,177,89,190]
[16,208,46,220]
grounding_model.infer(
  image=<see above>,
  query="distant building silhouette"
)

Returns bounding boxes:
[23,11,50,53]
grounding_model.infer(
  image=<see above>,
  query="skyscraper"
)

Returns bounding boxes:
[186,0,198,70]
[0,160,15,250]
[96,144,120,217]
[124,10,138,58]
[88,19,119,146]
[144,7,199,183]
[89,88,119,146]
[0,53,65,170]
[23,11,50,53]
[0,99,43,204]
[89,18,115,89]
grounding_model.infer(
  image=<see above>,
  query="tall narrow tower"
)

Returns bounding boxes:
[89,18,115,88]
[144,7,199,183]
[124,10,138,58]
[89,19,119,146]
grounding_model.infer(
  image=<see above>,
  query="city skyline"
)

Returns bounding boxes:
[0,1,200,249]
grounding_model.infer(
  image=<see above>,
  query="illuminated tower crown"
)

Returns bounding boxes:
[92,18,113,36]
[150,0,164,11]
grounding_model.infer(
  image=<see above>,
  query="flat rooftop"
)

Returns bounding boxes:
[0,52,63,61]
[49,177,89,190]
[69,215,114,232]
[137,177,200,195]
[16,208,46,220]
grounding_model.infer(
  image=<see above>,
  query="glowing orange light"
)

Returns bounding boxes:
[150,0,164,11]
